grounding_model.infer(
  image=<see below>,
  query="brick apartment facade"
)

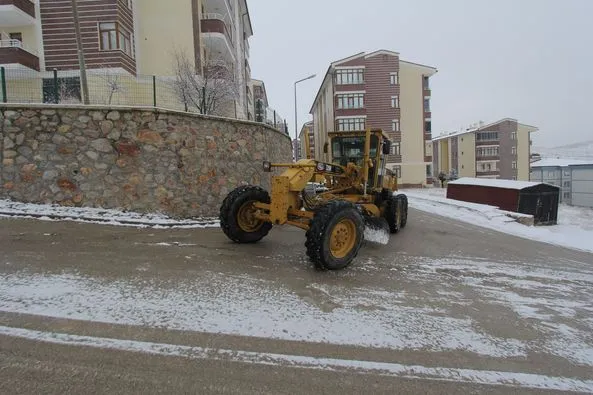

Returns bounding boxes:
[433,118,538,181]
[0,0,254,118]
[310,50,437,187]
[40,0,136,74]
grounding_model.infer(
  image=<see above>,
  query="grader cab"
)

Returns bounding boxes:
[219,128,408,270]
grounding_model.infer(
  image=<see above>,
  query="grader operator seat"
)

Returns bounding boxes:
[330,132,388,189]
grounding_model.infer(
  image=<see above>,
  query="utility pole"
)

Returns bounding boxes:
[71,0,89,104]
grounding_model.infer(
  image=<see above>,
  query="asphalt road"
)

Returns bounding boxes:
[1,208,592,394]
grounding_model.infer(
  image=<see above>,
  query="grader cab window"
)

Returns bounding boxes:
[331,135,379,166]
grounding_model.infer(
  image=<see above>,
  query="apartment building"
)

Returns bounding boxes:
[309,50,437,187]
[292,138,300,161]
[0,0,253,118]
[530,159,593,207]
[298,121,314,160]
[251,78,287,132]
[432,118,538,181]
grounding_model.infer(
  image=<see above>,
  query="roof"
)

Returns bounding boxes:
[448,177,545,190]
[531,158,593,168]
[310,50,437,114]
[433,118,539,142]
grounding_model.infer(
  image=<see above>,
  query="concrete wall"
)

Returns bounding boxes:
[458,133,476,177]
[399,62,426,187]
[1,105,292,217]
[516,124,532,181]
[136,0,196,76]
[570,166,593,208]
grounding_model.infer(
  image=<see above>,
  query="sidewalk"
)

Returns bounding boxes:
[404,188,593,253]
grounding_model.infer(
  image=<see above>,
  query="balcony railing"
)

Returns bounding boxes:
[0,39,39,70]
[201,13,234,44]
[0,0,35,18]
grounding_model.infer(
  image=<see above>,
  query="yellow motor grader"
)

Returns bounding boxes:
[219,128,408,270]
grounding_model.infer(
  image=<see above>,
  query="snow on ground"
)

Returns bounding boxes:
[2,326,591,393]
[405,188,593,253]
[0,199,218,228]
[1,254,592,367]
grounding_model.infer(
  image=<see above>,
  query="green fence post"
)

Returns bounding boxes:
[53,69,59,103]
[1,67,7,103]
[152,76,157,107]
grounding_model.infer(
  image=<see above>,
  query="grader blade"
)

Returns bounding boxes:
[363,216,390,245]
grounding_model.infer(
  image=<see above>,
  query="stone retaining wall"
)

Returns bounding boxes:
[0,105,292,217]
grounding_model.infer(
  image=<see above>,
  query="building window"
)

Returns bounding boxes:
[476,146,500,157]
[335,69,364,85]
[563,169,570,176]
[563,181,570,187]
[392,165,401,178]
[425,119,431,132]
[511,131,517,140]
[476,131,499,141]
[512,146,517,155]
[423,76,430,89]
[512,161,517,170]
[337,93,364,109]
[548,171,554,177]
[481,164,486,171]
[126,0,132,8]
[424,98,430,112]
[337,117,366,132]
[563,192,570,199]
[390,73,398,85]
[391,142,401,155]
[426,164,432,177]
[392,120,400,132]
[99,22,134,57]
[391,96,399,108]
[487,163,492,171]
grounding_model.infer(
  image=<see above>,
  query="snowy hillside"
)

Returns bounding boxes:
[534,140,593,160]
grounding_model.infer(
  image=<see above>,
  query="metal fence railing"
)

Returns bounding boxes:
[0,67,291,135]
[0,67,186,111]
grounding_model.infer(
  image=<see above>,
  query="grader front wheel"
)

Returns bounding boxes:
[305,201,364,270]
[219,186,272,243]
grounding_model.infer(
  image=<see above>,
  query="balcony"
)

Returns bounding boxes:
[201,13,235,63]
[0,0,35,26]
[0,39,39,71]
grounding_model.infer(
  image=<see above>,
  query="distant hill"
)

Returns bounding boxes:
[533,140,593,160]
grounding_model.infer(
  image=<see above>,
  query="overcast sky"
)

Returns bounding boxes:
[248,0,593,148]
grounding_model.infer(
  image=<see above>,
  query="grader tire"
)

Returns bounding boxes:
[305,201,364,270]
[398,194,408,228]
[383,195,403,234]
[219,185,272,243]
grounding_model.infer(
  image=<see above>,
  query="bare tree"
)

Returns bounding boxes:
[170,47,239,117]
[96,69,127,105]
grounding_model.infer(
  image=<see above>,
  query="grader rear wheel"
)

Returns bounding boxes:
[219,185,272,243]
[383,195,402,234]
[398,194,408,228]
[305,201,364,270]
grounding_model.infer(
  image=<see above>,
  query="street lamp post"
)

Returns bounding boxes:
[294,74,316,159]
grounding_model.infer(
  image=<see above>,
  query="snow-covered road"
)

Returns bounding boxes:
[1,202,592,392]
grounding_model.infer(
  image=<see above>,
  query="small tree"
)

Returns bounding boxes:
[97,69,127,105]
[171,48,239,117]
